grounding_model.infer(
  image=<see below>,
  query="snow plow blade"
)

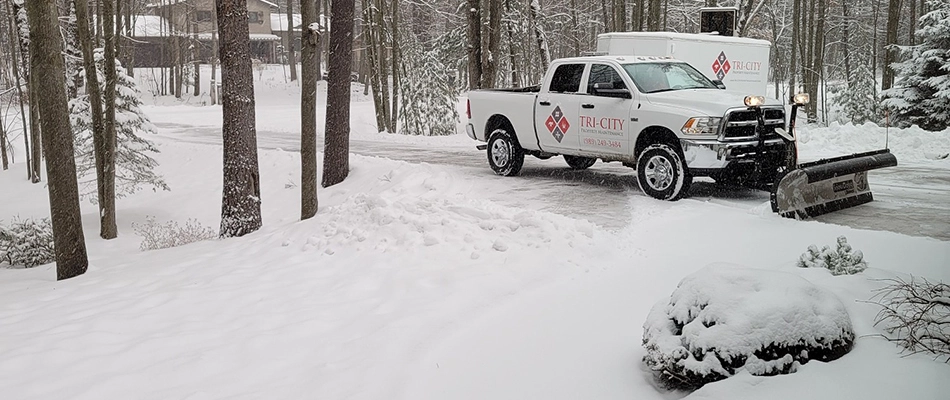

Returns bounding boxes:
[770,149,898,219]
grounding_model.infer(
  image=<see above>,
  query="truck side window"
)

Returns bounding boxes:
[587,64,626,94]
[548,64,585,93]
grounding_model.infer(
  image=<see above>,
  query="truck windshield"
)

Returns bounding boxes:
[622,62,717,94]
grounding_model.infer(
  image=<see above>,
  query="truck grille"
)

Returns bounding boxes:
[720,107,785,140]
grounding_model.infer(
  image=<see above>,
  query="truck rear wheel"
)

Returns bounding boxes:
[564,155,597,170]
[487,129,524,176]
[636,144,692,200]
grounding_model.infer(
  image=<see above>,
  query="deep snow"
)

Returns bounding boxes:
[1,65,948,399]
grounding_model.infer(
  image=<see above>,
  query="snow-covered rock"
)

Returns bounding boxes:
[642,264,855,390]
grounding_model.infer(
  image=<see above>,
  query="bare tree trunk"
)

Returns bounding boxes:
[529,0,550,71]
[789,0,800,99]
[4,1,31,179]
[648,0,661,31]
[217,0,263,238]
[613,0,626,31]
[12,0,42,183]
[362,0,386,131]
[907,0,917,46]
[481,0,501,88]
[315,0,322,79]
[287,0,298,81]
[0,112,7,170]
[100,0,119,239]
[26,0,89,280]
[504,0,521,85]
[193,24,200,96]
[390,0,400,131]
[466,0,482,89]
[570,0,580,56]
[76,0,112,239]
[300,0,318,219]
[600,0,610,33]
[374,0,391,131]
[881,0,901,91]
[323,0,355,187]
[29,77,42,183]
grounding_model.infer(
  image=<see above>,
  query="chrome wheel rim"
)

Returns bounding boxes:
[645,155,674,191]
[491,139,510,167]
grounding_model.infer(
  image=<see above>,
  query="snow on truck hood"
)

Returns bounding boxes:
[644,89,783,117]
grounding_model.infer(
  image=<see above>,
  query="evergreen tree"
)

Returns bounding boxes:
[881,0,950,131]
[399,32,459,136]
[69,50,168,202]
[837,46,880,124]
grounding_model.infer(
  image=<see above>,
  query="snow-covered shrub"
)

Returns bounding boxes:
[132,216,216,251]
[642,264,855,390]
[798,236,867,275]
[0,217,55,268]
[871,276,950,362]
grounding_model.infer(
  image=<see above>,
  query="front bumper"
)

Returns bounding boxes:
[680,137,788,169]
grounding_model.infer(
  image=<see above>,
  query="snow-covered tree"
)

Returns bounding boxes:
[69,50,168,202]
[881,0,950,131]
[399,32,459,136]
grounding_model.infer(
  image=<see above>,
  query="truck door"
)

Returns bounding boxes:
[577,63,634,155]
[535,63,584,153]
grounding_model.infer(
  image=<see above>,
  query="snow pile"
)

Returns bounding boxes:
[642,264,855,390]
[798,236,868,276]
[300,193,595,258]
[797,122,950,162]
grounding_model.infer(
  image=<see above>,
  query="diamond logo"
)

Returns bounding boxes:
[558,117,570,133]
[712,51,731,79]
[545,105,568,143]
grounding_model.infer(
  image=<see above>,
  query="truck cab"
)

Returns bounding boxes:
[466,55,796,200]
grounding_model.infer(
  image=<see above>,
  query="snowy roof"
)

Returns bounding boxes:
[147,0,277,8]
[196,33,281,42]
[270,13,329,32]
[131,15,174,37]
[270,14,302,32]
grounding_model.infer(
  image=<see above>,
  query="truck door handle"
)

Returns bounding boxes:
[539,101,551,106]
[582,103,595,109]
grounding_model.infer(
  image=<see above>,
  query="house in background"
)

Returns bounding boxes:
[146,0,282,63]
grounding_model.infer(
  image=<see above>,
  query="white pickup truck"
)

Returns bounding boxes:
[465,55,797,200]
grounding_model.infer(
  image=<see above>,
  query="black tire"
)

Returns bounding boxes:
[564,155,597,170]
[636,144,692,200]
[487,129,524,176]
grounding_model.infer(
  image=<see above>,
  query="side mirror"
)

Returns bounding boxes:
[592,82,632,99]
[712,80,726,90]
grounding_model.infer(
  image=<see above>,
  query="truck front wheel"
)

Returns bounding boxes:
[636,144,692,200]
[487,129,524,176]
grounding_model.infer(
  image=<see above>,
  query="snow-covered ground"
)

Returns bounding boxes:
[1,66,948,399]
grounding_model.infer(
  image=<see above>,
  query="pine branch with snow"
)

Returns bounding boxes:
[881,0,950,131]
[69,49,169,202]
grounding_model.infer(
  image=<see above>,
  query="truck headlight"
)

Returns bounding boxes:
[793,93,810,105]
[744,95,766,107]
[682,117,722,135]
